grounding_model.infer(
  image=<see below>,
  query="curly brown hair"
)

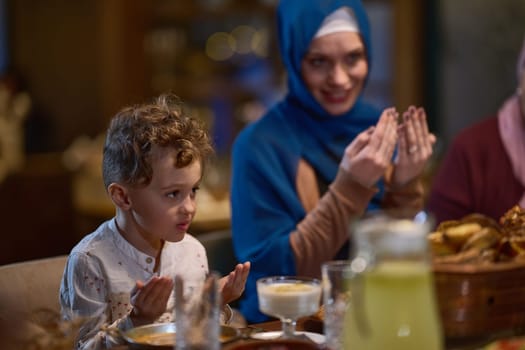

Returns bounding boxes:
[102,93,214,189]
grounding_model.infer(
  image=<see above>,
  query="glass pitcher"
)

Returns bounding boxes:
[342,211,444,350]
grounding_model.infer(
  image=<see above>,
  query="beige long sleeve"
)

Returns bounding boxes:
[289,161,425,278]
[289,160,376,277]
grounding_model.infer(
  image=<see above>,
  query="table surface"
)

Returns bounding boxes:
[112,317,322,349]
[112,316,517,349]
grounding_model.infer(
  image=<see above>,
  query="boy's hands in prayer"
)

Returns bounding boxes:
[219,261,251,305]
[129,275,174,326]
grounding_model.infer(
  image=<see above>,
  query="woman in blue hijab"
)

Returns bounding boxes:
[230,0,435,322]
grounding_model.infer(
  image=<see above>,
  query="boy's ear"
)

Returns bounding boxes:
[108,183,131,210]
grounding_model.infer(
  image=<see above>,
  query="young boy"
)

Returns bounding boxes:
[60,93,250,349]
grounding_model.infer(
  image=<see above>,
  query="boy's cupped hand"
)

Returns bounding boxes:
[130,275,174,326]
[219,261,251,305]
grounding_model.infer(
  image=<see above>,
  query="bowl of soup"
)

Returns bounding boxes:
[123,322,239,349]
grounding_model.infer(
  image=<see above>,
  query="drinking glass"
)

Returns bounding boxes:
[175,272,221,350]
[321,260,353,350]
[256,276,321,339]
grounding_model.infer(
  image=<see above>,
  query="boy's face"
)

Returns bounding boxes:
[126,146,202,246]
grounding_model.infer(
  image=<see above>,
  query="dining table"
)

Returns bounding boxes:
[111,316,323,349]
[109,315,525,350]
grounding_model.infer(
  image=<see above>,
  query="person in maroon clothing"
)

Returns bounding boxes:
[427,38,525,224]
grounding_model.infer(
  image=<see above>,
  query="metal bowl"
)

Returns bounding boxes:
[122,322,240,349]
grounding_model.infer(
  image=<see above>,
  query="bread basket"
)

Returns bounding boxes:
[433,260,525,340]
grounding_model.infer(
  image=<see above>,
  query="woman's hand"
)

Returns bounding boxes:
[129,275,174,326]
[391,106,436,186]
[218,261,250,305]
[340,107,398,188]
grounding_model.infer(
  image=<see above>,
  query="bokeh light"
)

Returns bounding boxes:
[251,28,269,57]
[231,25,256,54]
[205,32,236,61]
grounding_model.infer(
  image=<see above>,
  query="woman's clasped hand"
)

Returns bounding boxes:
[342,106,436,189]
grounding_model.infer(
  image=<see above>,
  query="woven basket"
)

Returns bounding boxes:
[433,260,525,339]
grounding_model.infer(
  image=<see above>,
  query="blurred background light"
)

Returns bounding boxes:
[251,28,269,57]
[231,25,256,54]
[206,31,235,61]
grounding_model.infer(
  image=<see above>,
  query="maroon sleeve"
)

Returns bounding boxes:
[426,135,476,224]
[426,115,525,224]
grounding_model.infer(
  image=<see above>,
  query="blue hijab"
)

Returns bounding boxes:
[230,0,383,322]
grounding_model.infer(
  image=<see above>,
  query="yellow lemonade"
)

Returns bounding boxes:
[343,261,443,350]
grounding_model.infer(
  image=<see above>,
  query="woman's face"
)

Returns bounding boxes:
[301,31,368,116]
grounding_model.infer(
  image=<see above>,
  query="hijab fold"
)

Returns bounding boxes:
[498,39,525,208]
